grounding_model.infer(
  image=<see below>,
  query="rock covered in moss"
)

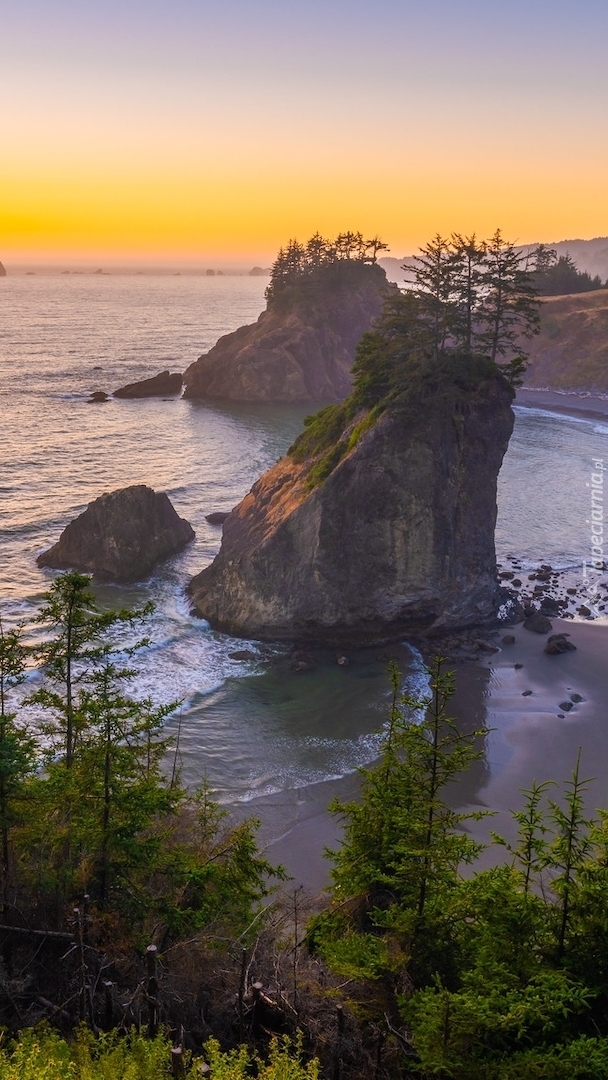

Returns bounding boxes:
[188,370,514,644]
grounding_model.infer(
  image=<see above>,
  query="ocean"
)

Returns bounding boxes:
[1,271,607,802]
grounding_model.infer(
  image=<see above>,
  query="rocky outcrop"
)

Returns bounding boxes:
[38,485,194,582]
[183,262,394,403]
[0,262,6,277]
[188,370,514,644]
[114,371,183,398]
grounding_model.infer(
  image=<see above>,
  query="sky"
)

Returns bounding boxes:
[2,0,607,266]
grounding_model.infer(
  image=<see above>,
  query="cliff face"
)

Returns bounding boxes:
[183,262,393,403]
[188,371,514,644]
[523,291,608,392]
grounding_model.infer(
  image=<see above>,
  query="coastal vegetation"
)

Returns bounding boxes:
[289,229,537,489]
[264,231,389,304]
[519,288,608,393]
[4,597,608,1077]
[531,245,607,295]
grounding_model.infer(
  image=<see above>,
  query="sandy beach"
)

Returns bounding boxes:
[516,387,608,421]
[234,617,608,896]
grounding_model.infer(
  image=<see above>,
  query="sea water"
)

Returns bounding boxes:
[1,272,606,800]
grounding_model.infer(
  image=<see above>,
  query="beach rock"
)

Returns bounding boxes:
[540,597,562,616]
[37,484,195,582]
[544,633,577,654]
[183,261,395,403]
[0,261,6,277]
[87,391,109,403]
[512,578,522,587]
[578,604,592,617]
[523,612,553,634]
[570,693,584,702]
[188,365,514,644]
[474,639,499,653]
[114,370,183,398]
[502,634,516,645]
[205,512,230,525]
[559,701,574,712]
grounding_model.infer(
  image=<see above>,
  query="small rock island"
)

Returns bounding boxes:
[183,234,395,403]
[114,370,183,398]
[188,293,516,644]
[38,485,195,583]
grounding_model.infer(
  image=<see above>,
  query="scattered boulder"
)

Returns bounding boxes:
[474,639,499,653]
[37,485,195,582]
[523,612,553,634]
[559,701,574,712]
[87,391,109,403]
[114,371,183,398]
[544,633,577,655]
[502,635,516,645]
[228,649,257,661]
[540,597,562,616]
[205,512,230,525]
[578,604,592,617]
[570,692,584,703]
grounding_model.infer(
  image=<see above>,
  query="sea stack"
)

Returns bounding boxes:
[188,362,514,645]
[37,485,195,583]
[183,261,394,403]
[0,261,6,277]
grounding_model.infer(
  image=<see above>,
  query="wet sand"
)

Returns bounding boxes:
[233,618,608,895]
[516,387,608,421]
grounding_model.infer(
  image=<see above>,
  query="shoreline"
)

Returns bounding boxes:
[233,617,608,894]
[516,387,608,422]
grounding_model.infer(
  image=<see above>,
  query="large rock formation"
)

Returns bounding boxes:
[114,370,183,398]
[183,262,394,403]
[0,261,6,277]
[188,366,514,645]
[522,291,608,393]
[38,485,195,582]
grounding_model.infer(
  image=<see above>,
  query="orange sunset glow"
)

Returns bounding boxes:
[2,0,607,265]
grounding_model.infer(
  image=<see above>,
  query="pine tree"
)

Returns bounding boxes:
[313,660,487,986]
[30,571,151,767]
[0,617,37,911]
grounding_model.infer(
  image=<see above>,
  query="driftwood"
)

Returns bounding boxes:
[0,924,75,940]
